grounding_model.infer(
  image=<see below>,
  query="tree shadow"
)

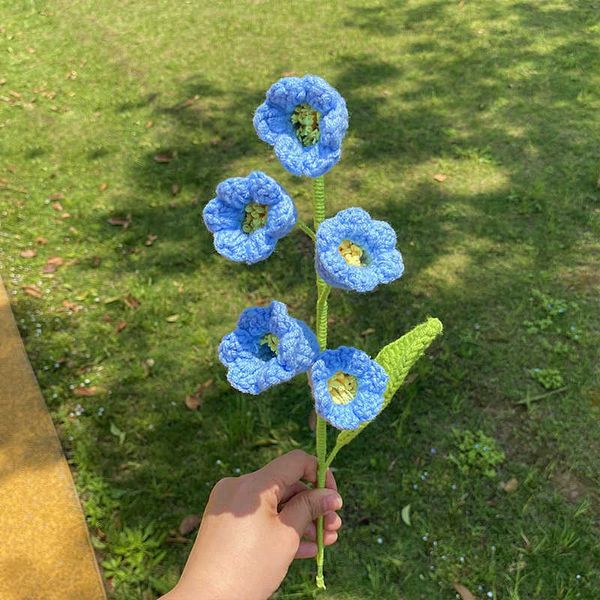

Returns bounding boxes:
[47,1,600,597]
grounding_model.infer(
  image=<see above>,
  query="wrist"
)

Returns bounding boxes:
[163,574,237,600]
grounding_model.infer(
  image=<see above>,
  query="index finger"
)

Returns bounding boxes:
[254,450,337,501]
[256,450,317,489]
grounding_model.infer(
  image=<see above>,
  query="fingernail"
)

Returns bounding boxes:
[324,493,343,512]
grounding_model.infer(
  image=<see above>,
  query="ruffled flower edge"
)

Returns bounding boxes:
[316,207,404,292]
[203,171,297,264]
[219,301,319,395]
[310,346,388,430]
[253,75,349,178]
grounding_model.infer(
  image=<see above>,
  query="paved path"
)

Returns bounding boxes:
[0,280,106,600]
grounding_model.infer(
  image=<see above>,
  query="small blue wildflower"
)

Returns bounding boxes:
[315,207,404,292]
[219,301,319,395]
[253,75,349,178]
[203,171,296,264]
[309,346,388,430]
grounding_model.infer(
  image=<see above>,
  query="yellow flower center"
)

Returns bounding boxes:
[260,333,279,354]
[328,371,357,405]
[291,103,321,146]
[242,203,269,233]
[339,239,366,267]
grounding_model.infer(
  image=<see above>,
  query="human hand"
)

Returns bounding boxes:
[161,449,343,600]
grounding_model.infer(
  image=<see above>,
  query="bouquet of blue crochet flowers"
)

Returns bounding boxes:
[203,75,443,590]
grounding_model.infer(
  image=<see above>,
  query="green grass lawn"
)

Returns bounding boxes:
[2,0,600,598]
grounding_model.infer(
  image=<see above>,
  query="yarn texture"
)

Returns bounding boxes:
[315,207,404,292]
[310,346,388,430]
[202,72,443,590]
[253,75,349,178]
[203,171,296,264]
[219,300,319,395]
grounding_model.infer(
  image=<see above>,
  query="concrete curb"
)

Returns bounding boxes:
[0,279,107,600]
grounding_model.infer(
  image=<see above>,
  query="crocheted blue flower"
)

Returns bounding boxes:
[219,301,319,395]
[315,207,404,292]
[309,346,388,430]
[253,75,349,178]
[203,171,297,264]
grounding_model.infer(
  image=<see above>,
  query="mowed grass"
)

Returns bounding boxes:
[1,0,600,598]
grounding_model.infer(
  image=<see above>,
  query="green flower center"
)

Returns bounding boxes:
[339,240,367,267]
[291,103,321,146]
[260,333,279,355]
[328,371,357,405]
[242,203,269,234]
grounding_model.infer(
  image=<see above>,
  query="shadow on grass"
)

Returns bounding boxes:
[58,1,600,596]
[70,0,600,516]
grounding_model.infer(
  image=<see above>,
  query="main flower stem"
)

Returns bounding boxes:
[313,175,329,590]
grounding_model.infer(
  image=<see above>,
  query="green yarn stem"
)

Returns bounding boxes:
[313,175,329,591]
[297,221,316,241]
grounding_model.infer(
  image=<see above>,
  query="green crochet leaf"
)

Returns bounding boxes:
[375,316,443,411]
[327,317,443,465]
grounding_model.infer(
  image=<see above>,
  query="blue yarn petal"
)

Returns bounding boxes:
[254,74,349,178]
[218,301,319,395]
[309,346,388,430]
[203,171,296,264]
[315,207,404,292]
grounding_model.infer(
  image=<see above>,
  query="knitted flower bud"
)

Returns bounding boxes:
[254,75,349,178]
[203,171,296,264]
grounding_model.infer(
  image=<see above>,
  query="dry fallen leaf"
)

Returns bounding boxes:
[166,532,191,544]
[36,236,48,245]
[185,395,201,410]
[185,379,213,410]
[123,294,140,309]
[154,153,173,163]
[51,201,63,211]
[62,300,82,313]
[178,514,201,536]
[145,234,158,246]
[43,256,64,273]
[433,173,448,183]
[74,386,100,397]
[453,582,476,600]
[502,477,519,493]
[22,285,43,298]
[61,212,72,219]
[48,192,65,200]
[145,120,153,129]
[20,249,37,258]
[107,214,131,229]
[99,182,108,191]
[115,321,127,333]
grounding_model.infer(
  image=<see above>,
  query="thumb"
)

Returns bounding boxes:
[279,488,343,537]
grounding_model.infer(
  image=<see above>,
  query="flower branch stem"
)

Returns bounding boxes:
[297,221,316,241]
[324,441,344,470]
[313,175,328,590]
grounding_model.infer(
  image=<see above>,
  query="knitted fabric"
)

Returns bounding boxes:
[253,75,349,178]
[203,171,296,264]
[309,346,388,430]
[315,207,404,292]
[219,301,319,395]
